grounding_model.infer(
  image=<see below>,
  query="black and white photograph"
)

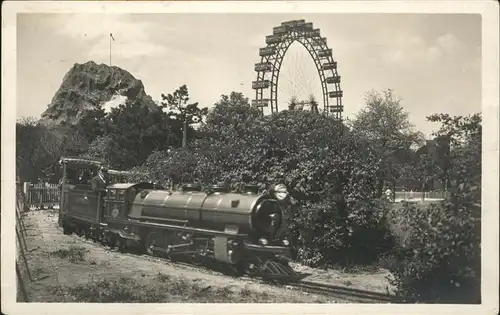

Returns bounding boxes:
[2,1,499,314]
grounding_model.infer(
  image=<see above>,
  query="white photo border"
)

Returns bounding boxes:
[2,1,498,314]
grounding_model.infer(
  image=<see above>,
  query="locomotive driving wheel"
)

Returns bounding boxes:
[221,263,245,277]
[115,236,126,252]
[62,221,72,235]
[188,238,207,266]
[106,233,117,248]
[190,242,208,266]
[243,261,260,277]
[191,253,206,266]
[75,225,83,237]
[146,231,167,257]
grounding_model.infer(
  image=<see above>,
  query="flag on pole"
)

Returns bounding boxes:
[110,33,115,41]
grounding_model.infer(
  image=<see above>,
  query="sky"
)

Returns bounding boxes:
[16,13,481,137]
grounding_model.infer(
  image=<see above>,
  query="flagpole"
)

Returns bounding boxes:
[109,33,112,67]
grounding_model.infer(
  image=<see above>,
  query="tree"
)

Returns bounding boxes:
[16,117,63,182]
[161,85,208,148]
[416,152,445,191]
[94,98,181,169]
[83,134,120,166]
[289,96,298,111]
[60,128,90,157]
[308,94,319,114]
[427,113,481,192]
[73,107,106,144]
[350,89,424,196]
[202,92,261,138]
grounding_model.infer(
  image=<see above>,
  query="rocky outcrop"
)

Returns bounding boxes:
[39,61,157,130]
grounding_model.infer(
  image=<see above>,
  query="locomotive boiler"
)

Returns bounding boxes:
[103,183,299,280]
[57,157,301,282]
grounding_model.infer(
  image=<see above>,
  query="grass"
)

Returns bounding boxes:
[50,245,89,264]
[64,274,330,303]
[328,262,383,274]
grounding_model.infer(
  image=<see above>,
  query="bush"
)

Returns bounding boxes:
[289,198,395,267]
[387,188,481,303]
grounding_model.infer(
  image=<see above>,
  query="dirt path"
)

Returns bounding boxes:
[17,210,394,303]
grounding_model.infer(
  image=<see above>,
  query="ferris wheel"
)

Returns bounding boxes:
[252,19,343,120]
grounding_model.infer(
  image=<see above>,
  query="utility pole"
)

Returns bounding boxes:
[179,94,187,148]
[183,118,188,148]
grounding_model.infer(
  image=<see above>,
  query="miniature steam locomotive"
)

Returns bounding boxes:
[57,157,301,282]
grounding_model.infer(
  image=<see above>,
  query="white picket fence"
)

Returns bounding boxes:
[23,182,60,209]
[394,191,448,202]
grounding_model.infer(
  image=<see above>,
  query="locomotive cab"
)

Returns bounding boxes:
[57,156,148,240]
[104,184,135,220]
[104,183,157,243]
[104,182,159,220]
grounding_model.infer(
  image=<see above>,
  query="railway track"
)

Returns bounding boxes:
[68,224,394,303]
[285,281,393,303]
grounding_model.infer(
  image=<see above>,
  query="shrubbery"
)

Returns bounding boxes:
[386,187,481,303]
[289,198,395,267]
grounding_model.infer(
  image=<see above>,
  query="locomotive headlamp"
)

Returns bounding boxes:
[259,238,268,246]
[272,184,289,201]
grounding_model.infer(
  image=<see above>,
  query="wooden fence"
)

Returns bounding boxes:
[23,182,60,209]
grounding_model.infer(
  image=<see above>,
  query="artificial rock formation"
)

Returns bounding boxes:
[39,61,157,130]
